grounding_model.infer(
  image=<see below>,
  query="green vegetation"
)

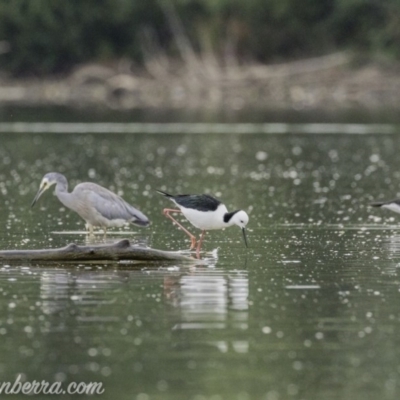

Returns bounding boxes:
[0,0,399,76]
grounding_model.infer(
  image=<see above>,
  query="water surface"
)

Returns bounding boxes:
[1,111,400,399]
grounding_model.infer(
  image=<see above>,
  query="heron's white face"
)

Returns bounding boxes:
[31,176,56,207]
[39,177,50,191]
[231,210,249,229]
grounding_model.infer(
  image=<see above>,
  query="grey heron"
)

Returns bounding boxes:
[32,172,150,234]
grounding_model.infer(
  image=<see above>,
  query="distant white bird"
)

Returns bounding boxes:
[157,190,249,254]
[32,172,150,234]
[371,199,400,215]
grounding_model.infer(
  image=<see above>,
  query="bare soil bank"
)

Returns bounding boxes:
[1,53,400,112]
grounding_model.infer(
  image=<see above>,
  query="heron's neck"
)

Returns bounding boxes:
[55,179,73,209]
[55,179,68,194]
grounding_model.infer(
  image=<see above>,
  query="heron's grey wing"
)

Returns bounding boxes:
[75,183,150,226]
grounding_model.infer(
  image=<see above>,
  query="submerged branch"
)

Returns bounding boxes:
[0,240,194,262]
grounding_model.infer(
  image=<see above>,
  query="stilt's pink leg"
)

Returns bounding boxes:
[163,208,197,249]
[196,230,206,256]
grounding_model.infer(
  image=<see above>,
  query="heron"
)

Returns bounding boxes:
[32,172,150,234]
[157,190,249,254]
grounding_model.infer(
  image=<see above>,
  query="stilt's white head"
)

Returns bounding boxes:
[227,210,249,247]
[230,210,249,228]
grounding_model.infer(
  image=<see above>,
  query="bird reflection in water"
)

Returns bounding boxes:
[163,256,249,352]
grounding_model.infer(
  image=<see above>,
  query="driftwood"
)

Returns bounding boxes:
[0,239,194,262]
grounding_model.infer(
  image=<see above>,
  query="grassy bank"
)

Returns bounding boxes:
[1,53,400,112]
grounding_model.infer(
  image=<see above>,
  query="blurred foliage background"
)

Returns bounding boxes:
[0,0,399,76]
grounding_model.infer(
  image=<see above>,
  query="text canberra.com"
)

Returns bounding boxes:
[0,375,105,395]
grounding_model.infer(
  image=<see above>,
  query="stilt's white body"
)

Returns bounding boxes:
[180,204,230,230]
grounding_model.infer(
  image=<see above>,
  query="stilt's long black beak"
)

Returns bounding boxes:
[31,187,45,208]
[242,227,248,248]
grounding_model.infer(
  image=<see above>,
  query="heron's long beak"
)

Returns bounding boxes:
[242,227,248,248]
[31,186,45,208]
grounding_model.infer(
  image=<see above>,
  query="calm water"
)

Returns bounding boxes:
[1,108,400,400]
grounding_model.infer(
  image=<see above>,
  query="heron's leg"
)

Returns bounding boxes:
[196,230,206,256]
[103,227,107,238]
[86,223,94,236]
[163,208,197,249]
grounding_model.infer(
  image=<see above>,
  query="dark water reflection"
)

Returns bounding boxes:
[1,115,400,399]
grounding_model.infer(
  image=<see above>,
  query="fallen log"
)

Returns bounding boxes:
[0,239,194,262]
